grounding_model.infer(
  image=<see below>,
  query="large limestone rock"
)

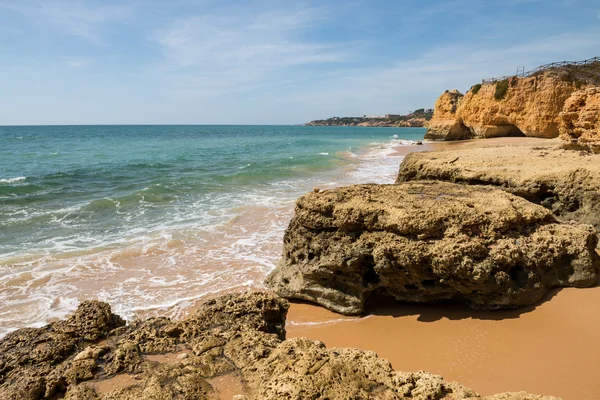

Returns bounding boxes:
[397,142,600,232]
[560,87,600,152]
[0,292,559,399]
[266,182,598,315]
[425,89,471,140]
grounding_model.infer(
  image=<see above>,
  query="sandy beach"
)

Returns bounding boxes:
[286,137,600,400]
[287,284,600,399]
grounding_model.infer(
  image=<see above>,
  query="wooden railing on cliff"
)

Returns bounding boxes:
[482,56,600,84]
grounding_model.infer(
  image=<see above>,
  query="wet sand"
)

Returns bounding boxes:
[287,136,598,400]
[287,284,600,399]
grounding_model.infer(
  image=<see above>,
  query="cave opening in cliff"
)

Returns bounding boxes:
[502,124,526,137]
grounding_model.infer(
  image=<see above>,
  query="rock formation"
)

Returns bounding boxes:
[396,142,600,232]
[305,109,433,128]
[0,292,560,399]
[425,61,600,141]
[266,182,599,316]
[559,87,600,152]
[424,90,471,140]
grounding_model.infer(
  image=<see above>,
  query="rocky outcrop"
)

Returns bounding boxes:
[0,301,126,399]
[266,182,599,316]
[458,75,576,138]
[357,118,428,127]
[424,90,471,140]
[0,292,559,399]
[559,87,600,152]
[425,61,600,141]
[396,143,600,232]
[306,109,433,128]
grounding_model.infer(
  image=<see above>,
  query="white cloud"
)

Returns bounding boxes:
[67,57,91,69]
[154,5,349,97]
[0,0,132,44]
[276,29,600,118]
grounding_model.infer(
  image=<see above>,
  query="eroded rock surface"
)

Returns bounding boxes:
[397,143,600,232]
[0,292,561,399]
[458,75,575,139]
[425,62,600,141]
[425,89,471,141]
[560,87,600,152]
[266,182,598,315]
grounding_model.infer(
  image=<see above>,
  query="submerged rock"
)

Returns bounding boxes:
[0,292,561,399]
[266,182,598,315]
[397,143,600,232]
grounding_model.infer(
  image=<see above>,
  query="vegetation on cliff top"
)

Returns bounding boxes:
[494,79,510,100]
[470,83,482,95]
[544,60,600,87]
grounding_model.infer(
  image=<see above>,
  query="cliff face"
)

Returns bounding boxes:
[425,61,600,144]
[424,90,471,140]
[460,74,576,138]
[560,87,600,152]
[305,109,433,127]
[357,117,427,127]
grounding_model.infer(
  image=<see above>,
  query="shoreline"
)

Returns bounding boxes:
[0,130,420,338]
[285,136,598,400]
[2,134,598,399]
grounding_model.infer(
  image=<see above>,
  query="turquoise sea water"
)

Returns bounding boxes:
[0,125,425,336]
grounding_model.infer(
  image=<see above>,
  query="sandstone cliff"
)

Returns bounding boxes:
[425,61,600,145]
[266,182,598,316]
[560,87,600,152]
[0,292,560,399]
[424,90,470,140]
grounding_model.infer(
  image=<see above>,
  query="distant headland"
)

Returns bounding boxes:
[305,108,433,127]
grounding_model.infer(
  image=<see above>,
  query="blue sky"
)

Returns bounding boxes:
[0,0,598,125]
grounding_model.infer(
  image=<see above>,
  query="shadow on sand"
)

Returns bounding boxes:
[363,288,564,322]
[362,270,600,322]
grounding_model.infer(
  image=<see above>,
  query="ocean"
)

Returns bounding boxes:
[0,125,425,336]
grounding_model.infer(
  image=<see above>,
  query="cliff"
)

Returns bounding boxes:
[306,109,433,127]
[423,90,470,140]
[425,59,600,148]
[560,87,600,152]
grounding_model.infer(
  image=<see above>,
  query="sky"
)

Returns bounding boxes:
[0,0,599,125]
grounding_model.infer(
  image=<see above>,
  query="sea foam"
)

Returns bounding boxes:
[0,177,26,184]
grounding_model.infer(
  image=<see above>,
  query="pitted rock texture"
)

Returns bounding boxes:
[560,87,600,152]
[397,143,600,232]
[0,292,561,399]
[458,75,575,139]
[266,182,598,316]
